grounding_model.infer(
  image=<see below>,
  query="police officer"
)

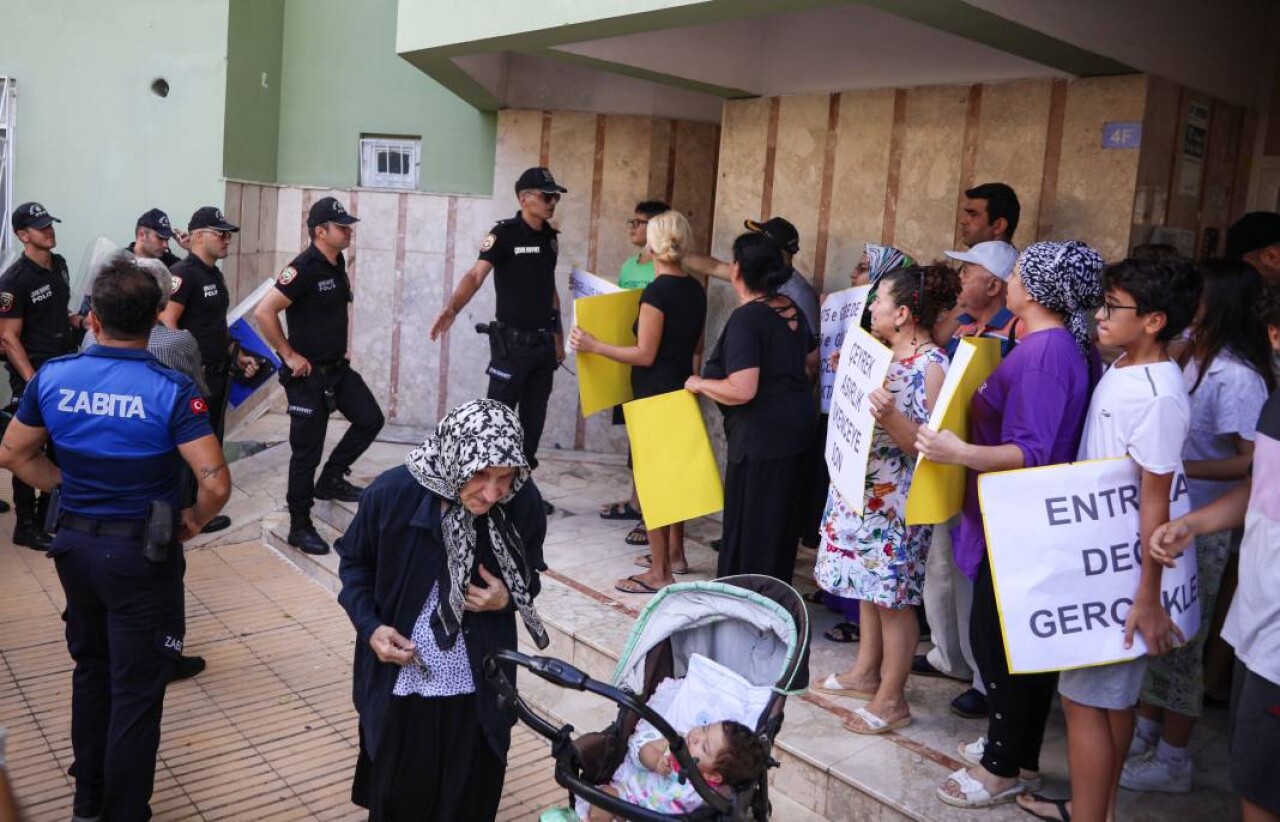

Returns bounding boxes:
[129,207,183,267]
[0,202,83,547]
[162,206,260,534]
[429,167,566,511]
[0,256,231,821]
[255,196,385,556]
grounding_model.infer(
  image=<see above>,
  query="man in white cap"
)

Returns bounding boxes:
[912,239,1019,722]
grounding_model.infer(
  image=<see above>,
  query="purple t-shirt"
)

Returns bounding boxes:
[952,327,1101,579]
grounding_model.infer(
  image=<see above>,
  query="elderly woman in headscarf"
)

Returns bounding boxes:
[335,399,549,821]
[914,240,1105,809]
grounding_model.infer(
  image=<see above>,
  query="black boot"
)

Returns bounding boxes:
[287,515,330,555]
[314,469,364,503]
[168,655,207,682]
[13,518,51,552]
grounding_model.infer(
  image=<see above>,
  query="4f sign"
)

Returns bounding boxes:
[1102,122,1142,150]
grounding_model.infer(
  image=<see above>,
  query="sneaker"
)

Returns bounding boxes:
[1120,751,1192,793]
[287,525,331,555]
[314,475,364,503]
[12,521,52,552]
[1126,732,1157,763]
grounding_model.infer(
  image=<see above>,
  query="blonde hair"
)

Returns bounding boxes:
[646,210,691,265]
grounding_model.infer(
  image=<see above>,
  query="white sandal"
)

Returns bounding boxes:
[936,767,1024,808]
[957,738,1044,792]
[844,706,911,735]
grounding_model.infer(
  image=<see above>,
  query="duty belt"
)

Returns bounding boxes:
[498,326,553,346]
[58,513,147,539]
[312,359,348,376]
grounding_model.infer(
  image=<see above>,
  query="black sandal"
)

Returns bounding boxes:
[823,622,860,643]
[624,523,649,546]
[1017,794,1070,822]
[600,501,642,521]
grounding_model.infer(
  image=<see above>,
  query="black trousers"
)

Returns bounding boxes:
[486,338,556,469]
[8,368,57,523]
[970,555,1057,777]
[204,367,230,442]
[53,530,186,821]
[720,453,807,583]
[356,693,505,821]
[283,364,385,517]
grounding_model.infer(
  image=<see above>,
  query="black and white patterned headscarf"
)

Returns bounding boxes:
[1016,240,1105,354]
[405,399,549,651]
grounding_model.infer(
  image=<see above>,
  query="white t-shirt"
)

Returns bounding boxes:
[1182,352,1268,509]
[1078,357,1190,472]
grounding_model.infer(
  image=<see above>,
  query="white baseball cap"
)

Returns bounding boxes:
[944,241,1019,281]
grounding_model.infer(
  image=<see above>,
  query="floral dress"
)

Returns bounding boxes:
[815,347,948,609]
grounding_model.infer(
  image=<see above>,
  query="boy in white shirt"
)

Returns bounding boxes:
[1019,256,1200,822]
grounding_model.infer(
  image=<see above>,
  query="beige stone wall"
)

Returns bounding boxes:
[223,109,719,452]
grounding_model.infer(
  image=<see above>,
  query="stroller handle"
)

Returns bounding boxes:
[485,649,736,819]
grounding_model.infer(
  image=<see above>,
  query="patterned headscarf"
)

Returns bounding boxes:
[1016,240,1105,354]
[865,243,916,286]
[405,399,549,651]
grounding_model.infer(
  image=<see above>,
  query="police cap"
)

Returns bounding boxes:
[188,206,240,234]
[12,202,61,232]
[136,208,175,239]
[514,167,567,195]
[307,196,360,228]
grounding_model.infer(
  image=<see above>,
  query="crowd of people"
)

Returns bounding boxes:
[573,188,1280,822]
[2,164,1279,822]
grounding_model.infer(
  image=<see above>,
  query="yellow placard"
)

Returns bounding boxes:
[904,337,1002,525]
[623,390,724,530]
[575,290,643,417]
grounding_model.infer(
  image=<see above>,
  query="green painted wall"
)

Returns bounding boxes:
[276,0,496,195]
[0,0,229,282]
[224,0,285,183]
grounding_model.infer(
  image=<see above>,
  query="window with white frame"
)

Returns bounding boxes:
[359,137,420,189]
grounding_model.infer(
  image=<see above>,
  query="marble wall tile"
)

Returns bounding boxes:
[404,194,449,255]
[1055,75,1146,262]
[894,85,969,263]
[239,184,262,257]
[671,121,719,254]
[274,186,305,255]
[444,196,501,417]
[772,93,831,282]
[547,111,599,276]
[392,251,444,424]
[257,184,278,260]
[1200,103,1243,257]
[349,247,396,405]
[598,115,654,278]
[712,98,770,260]
[493,109,543,195]
[972,79,1052,250]
[354,190,400,252]
[647,118,673,203]
[825,89,896,294]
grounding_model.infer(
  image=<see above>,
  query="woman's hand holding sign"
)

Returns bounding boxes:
[915,427,966,465]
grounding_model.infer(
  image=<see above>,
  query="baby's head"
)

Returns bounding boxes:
[686,721,767,787]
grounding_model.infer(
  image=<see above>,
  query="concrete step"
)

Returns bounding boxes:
[263,518,345,597]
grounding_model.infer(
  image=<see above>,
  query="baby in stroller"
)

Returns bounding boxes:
[577,673,768,820]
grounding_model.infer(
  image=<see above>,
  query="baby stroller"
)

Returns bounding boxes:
[485,574,811,821]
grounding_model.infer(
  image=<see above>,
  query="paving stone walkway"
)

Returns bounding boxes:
[0,536,566,821]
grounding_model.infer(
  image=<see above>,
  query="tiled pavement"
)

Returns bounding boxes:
[0,537,566,821]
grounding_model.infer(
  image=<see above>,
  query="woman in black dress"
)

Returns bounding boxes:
[571,210,707,593]
[685,232,817,582]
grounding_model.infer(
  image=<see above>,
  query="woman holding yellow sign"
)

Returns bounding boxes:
[570,211,707,594]
[685,232,815,583]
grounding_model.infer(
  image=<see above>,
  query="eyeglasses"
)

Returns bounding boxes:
[627,219,649,229]
[1099,301,1139,319]
[534,192,561,204]
[196,229,232,240]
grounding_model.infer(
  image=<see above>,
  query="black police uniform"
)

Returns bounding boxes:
[479,212,560,466]
[15,345,213,820]
[275,244,384,520]
[170,253,233,438]
[0,251,73,526]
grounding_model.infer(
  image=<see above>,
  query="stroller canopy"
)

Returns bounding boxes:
[611,575,810,697]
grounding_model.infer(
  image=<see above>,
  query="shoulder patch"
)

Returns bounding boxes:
[170,275,183,294]
[0,292,13,313]
[278,266,298,286]
[481,233,497,253]
[189,397,209,415]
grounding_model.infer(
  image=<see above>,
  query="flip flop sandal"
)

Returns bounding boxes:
[624,523,649,546]
[1017,794,1071,822]
[844,706,911,735]
[614,574,661,595]
[633,554,689,575]
[823,622,859,643]
[811,673,875,700]
[600,501,642,520]
[936,767,1024,808]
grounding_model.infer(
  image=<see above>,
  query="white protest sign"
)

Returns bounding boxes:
[569,267,622,331]
[980,458,1199,674]
[825,327,893,515]
[819,286,871,413]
